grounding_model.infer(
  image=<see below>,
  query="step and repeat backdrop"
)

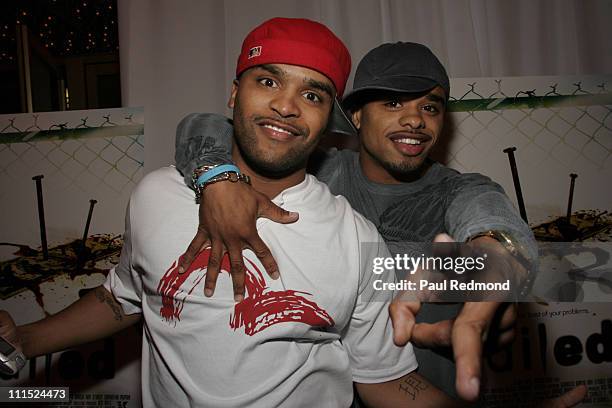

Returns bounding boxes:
[0,107,144,407]
[443,75,611,406]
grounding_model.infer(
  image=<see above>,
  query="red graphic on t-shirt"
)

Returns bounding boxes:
[157,249,334,335]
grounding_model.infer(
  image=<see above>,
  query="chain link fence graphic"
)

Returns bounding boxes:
[0,108,144,196]
[444,80,612,174]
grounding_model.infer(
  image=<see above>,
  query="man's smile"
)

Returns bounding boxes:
[256,118,303,141]
[388,132,431,156]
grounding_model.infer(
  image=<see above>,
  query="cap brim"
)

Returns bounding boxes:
[327,98,357,136]
[342,76,439,111]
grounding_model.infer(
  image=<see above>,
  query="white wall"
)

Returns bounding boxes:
[116,0,612,172]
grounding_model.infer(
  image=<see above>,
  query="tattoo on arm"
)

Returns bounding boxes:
[93,287,124,321]
[398,373,429,400]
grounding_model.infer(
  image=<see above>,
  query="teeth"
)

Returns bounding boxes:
[394,138,421,145]
[263,124,292,135]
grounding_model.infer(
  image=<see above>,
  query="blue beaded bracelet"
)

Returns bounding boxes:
[195,164,241,187]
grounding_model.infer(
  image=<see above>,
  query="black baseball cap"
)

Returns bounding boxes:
[343,42,450,111]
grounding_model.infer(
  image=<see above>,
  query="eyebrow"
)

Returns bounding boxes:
[425,93,446,106]
[256,64,334,99]
[304,78,334,99]
[258,64,285,77]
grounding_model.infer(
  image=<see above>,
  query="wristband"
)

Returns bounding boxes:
[192,164,250,202]
[203,172,251,190]
[195,164,241,187]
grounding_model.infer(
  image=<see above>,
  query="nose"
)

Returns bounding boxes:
[398,106,425,129]
[269,90,300,118]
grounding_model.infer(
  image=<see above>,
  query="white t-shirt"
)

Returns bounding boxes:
[105,167,417,407]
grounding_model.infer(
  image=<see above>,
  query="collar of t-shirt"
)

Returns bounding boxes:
[270,174,315,208]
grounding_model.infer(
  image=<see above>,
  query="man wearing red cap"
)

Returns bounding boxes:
[0,17,475,407]
[170,41,582,406]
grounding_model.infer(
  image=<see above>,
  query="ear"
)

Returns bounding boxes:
[228,79,239,109]
[351,109,362,130]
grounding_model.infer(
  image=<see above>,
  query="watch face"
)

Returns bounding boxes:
[0,338,16,355]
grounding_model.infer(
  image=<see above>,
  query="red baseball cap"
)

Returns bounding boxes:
[236,17,355,135]
[236,17,351,98]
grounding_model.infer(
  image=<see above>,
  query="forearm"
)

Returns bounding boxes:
[17,286,141,358]
[356,372,468,408]
[447,183,536,260]
[175,113,235,188]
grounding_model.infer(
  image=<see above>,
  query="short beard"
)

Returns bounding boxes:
[363,143,429,181]
[232,99,313,179]
[234,133,309,179]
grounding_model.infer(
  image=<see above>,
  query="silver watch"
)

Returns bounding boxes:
[0,336,26,375]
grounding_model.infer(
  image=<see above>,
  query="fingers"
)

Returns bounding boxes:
[0,310,19,347]
[452,302,497,401]
[207,234,280,300]
[544,384,587,408]
[257,195,299,224]
[179,227,210,274]
[411,320,454,348]
[499,303,517,331]
[203,240,224,297]
[190,184,292,300]
[0,310,14,334]
[486,303,517,349]
[227,245,246,302]
[453,320,484,401]
[495,327,516,347]
[389,297,420,346]
[249,235,280,280]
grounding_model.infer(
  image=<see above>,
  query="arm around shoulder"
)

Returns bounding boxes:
[175,113,235,188]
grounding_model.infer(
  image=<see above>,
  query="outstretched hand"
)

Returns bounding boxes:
[178,180,298,301]
[389,233,518,402]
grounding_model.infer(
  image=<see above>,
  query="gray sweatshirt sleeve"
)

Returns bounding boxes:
[175,113,235,188]
[445,173,538,261]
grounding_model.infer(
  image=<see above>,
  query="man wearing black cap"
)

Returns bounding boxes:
[173,42,537,401]
[325,42,536,400]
